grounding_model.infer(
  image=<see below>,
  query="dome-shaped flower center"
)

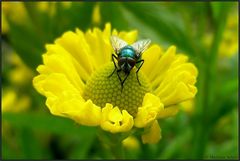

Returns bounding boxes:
[83,62,151,116]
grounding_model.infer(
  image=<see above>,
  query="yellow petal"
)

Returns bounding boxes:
[55,30,94,76]
[134,93,164,128]
[33,72,101,126]
[39,44,86,92]
[141,44,163,76]
[154,57,198,106]
[147,46,177,91]
[142,120,161,144]
[159,81,197,106]
[101,104,134,133]
[118,30,138,44]
[157,106,179,118]
[122,136,140,150]
[33,73,83,115]
[112,27,138,45]
[179,99,195,114]
[85,24,112,67]
[62,99,102,126]
[146,45,198,107]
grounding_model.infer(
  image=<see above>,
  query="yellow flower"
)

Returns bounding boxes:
[122,136,140,150]
[141,120,161,144]
[2,89,30,113]
[37,2,72,16]
[2,2,72,34]
[7,53,34,85]
[92,3,101,25]
[2,2,28,28]
[101,103,134,133]
[33,23,198,144]
[2,11,9,34]
[203,9,238,58]
[218,11,238,58]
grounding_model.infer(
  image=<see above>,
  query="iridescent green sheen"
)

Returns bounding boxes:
[119,46,135,58]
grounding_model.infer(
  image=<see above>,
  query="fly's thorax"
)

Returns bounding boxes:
[119,45,136,58]
[83,62,151,117]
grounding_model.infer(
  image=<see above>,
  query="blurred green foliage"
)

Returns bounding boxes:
[2,1,238,159]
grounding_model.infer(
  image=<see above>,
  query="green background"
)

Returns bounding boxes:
[2,1,238,159]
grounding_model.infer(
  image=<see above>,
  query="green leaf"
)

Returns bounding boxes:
[3,112,97,158]
[210,2,234,26]
[2,112,97,135]
[51,2,96,34]
[121,2,195,55]
[18,128,47,159]
[7,19,44,69]
[6,2,96,69]
[159,129,192,159]
[99,2,129,30]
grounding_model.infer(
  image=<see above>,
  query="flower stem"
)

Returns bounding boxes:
[191,5,228,158]
[110,138,124,159]
[97,129,125,159]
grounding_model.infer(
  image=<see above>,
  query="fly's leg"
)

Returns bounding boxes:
[117,70,130,92]
[120,72,130,92]
[135,59,144,86]
[108,54,118,77]
[116,69,124,92]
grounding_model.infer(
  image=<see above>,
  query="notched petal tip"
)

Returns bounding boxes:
[101,103,134,133]
[134,93,164,128]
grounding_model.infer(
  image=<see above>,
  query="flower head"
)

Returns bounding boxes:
[33,23,198,144]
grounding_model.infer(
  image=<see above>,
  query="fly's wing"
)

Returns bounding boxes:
[110,35,128,54]
[131,39,151,57]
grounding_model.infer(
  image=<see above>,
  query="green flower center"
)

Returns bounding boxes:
[83,62,151,116]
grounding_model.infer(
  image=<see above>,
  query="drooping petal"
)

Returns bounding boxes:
[101,104,134,133]
[134,93,164,128]
[141,120,161,144]
[157,106,179,118]
[122,136,140,150]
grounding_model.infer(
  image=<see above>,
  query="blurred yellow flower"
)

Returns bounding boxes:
[218,12,238,58]
[2,89,30,113]
[92,3,101,25]
[1,2,72,34]
[2,52,33,113]
[203,10,238,58]
[7,53,34,85]
[2,11,9,34]
[122,136,140,150]
[37,2,72,16]
[2,2,28,28]
[33,23,198,144]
